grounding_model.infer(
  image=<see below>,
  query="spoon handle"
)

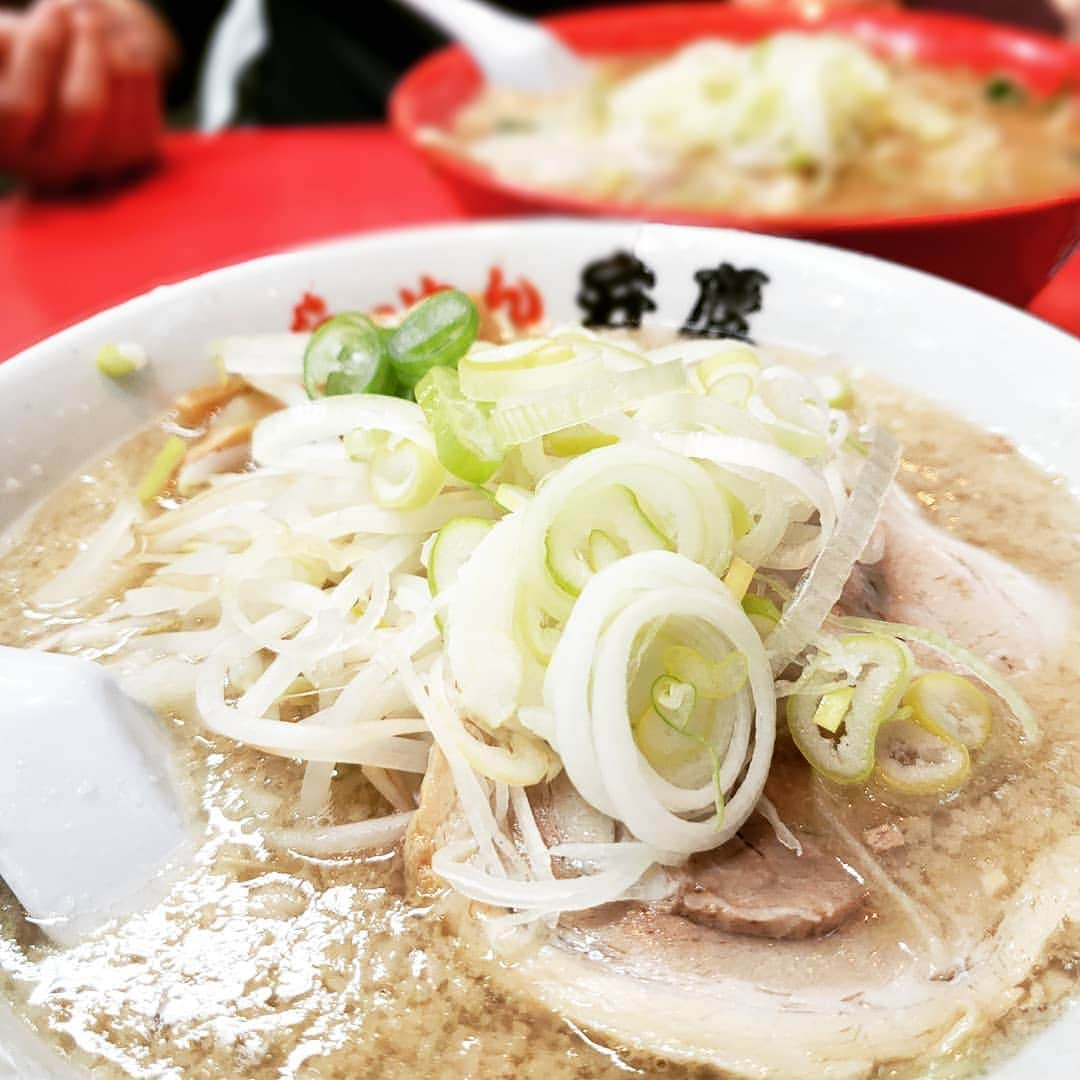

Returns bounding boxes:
[398,0,529,41]
[395,0,585,91]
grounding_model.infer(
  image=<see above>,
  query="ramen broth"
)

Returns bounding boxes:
[0,374,1077,1078]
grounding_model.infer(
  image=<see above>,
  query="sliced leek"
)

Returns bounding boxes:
[903,672,992,750]
[96,341,147,378]
[428,517,494,598]
[722,556,755,601]
[651,674,697,730]
[742,593,781,636]
[875,714,970,795]
[458,338,597,402]
[812,685,855,735]
[545,483,671,597]
[55,305,1032,931]
[663,645,748,700]
[492,360,687,447]
[348,431,447,510]
[543,423,618,457]
[838,615,1038,742]
[136,436,187,502]
[415,367,504,484]
[787,634,912,784]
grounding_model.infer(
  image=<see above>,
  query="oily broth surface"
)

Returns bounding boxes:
[0,375,1078,1077]
[851,376,1080,1071]
[0,430,692,1080]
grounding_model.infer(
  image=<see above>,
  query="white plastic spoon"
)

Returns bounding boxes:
[397,0,587,92]
[0,646,191,947]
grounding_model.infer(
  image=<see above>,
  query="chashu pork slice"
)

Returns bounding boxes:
[530,773,867,941]
[842,488,1071,672]
[405,749,1080,1078]
[664,817,865,940]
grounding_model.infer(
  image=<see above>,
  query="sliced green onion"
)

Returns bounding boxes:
[742,593,781,624]
[770,424,828,459]
[875,715,970,795]
[787,633,912,784]
[544,483,670,597]
[694,348,760,393]
[415,367,503,484]
[388,289,478,390]
[837,615,1038,743]
[815,371,853,409]
[492,360,687,447]
[459,340,599,402]
[369,436,446,510]
[96,342,147,378]
[428,516,494,599]
[635,685,726,829]
[812,685,855,735]
[663,644,748,700]
[707,371,755,407]
[292,555,329,587]
[493,483,532,513]
[844,432,871,457]
[722,488,753,540]
[303,313,395,399]
[902,671,992,751]
[344,426,445,509]
[722,556,755,601]
[586,529,629,574]
[634,705,700,771]
[985,75,1026,104]
[136,436,186,502]
[542,423,618,457]
[766,429,900,674]
[343,428,387,462]
[651,674,697,730]
[456,724,558,787]
[466,339,574,373]
[514,582,563,664]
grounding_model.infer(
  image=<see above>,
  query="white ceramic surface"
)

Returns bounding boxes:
[0,647,192,948]
[0,219,1077,1078]
[395,0,586,91]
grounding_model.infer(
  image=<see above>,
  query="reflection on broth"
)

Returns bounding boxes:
[0,319,1077,1078]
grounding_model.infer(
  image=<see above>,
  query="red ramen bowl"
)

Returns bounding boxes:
[390,4,1080,306]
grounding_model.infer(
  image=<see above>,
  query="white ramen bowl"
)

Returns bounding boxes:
[0,220,1078,1078]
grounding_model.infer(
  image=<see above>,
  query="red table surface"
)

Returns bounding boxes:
[1,124,1077,361]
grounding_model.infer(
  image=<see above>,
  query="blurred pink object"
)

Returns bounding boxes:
[1055,0,1080,38]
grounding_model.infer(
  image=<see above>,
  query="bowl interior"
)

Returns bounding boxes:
[0,220,1078,1076]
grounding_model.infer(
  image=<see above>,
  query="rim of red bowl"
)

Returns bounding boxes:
[389,3,1080,235]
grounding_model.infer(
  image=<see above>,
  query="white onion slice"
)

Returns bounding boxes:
[491,360,687,446]
[33,497,143,606]
[545,551,775,854]
[517,442,732,621]
[265,811,414,856]
[253,394,433,470]
[445,513,526,731]
[659,429,838,556]
[766,430,900,673]
[432,838,659,914]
